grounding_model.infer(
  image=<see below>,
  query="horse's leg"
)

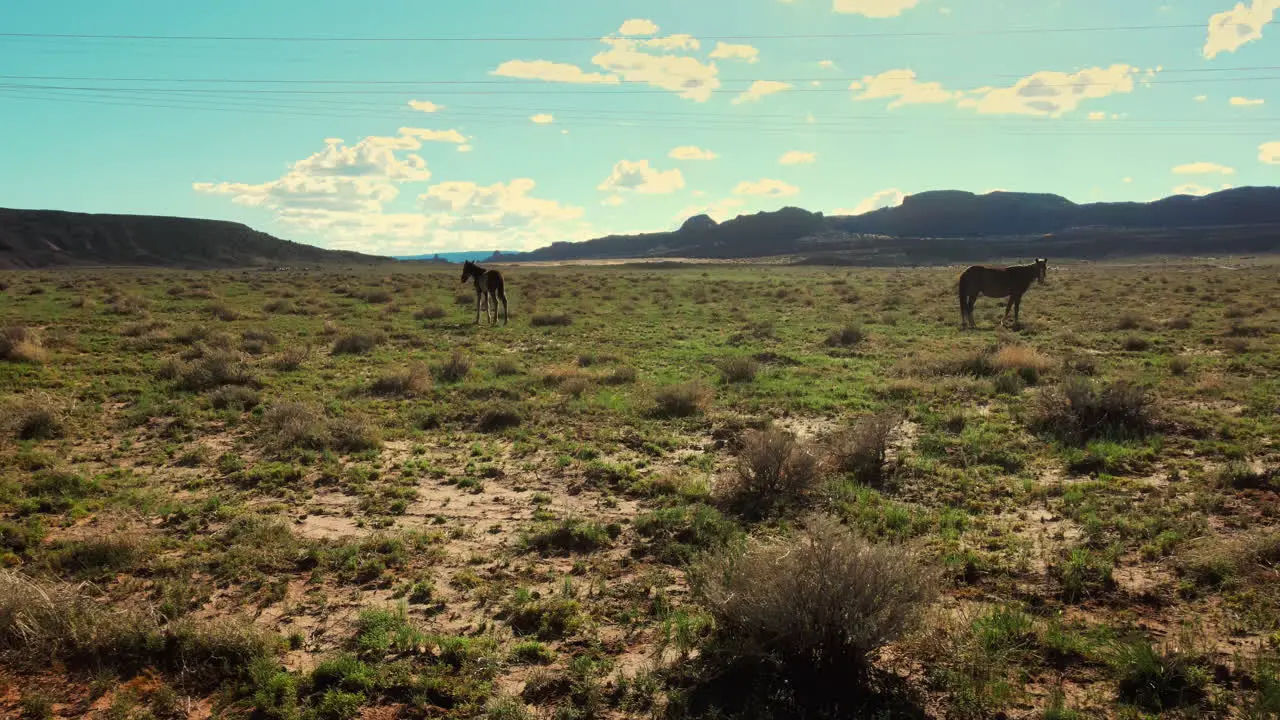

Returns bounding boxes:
[1013,295,1022,328]
[489,290,498,324]
[1002,296,1015,326]
[499,289,508,325]
[474,290,481,324]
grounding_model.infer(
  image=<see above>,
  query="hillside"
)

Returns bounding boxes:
[0,208,385,269]
[494,187,1280,264]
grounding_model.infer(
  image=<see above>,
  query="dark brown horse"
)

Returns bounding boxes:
[958,258,1047,329]
[461,260,508,325]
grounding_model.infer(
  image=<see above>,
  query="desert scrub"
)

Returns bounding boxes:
[0,327,46,363]
[521,517,619,556]
[503,591,585,641]
[689,515,938,696]
[3,393,66,441]
[369,362,432,396]
[718,427,820,520]
[262,402,381,453]
[651,381,711,418]
[433,352,472,383]
[716,356,759,383]
[1032,377,1154,444]
[331,331,384,355]
[825,323,865,348]
[825,412,897,486]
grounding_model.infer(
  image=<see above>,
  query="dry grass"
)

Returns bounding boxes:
[1033,377,1154,443]
[531,313,573,327]
[370,362,432,396]
[414,305,447,320]
[719,428,820,519]
[3,393,66,441]
[717,356,759,384]
[991,345,1051,374]
[433,352,473,383]
[0,327,46,364]
[652,381,711,418]
[692,515,938,674]
[825,412,897,486]
[331,331,385,355]
[825,324,866,348]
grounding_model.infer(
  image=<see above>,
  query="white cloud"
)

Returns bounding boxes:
[1203,0,1279,59]
[457,144,473,153]
[1172,183,1215,196]
[960,65,1144,117]
[839,188,906,215]
[1173,161,1236,175]
[732,80,793,105]
[492,59,619,85]
[779,151,817,165]
[1195,94,1209,102]
[1260,141,1280,163]
[195,134,587,254]
[597,159,686,194]
[849,69,956,108]
[669,145,719,161]
[1088,111,1107,121]
[530,113,555,124]
[733,178,800,197]
[399,127,468,145]
[833,0,920,17]
[602,195,625,207]
[1231,96,1265,106]
[709,42,760,63]
[408,100,443,113]
[818,60,838,69]
[675,198,745,223]
[619,18,660,36]
[592,36,719,102]
[1123,177,1134,183]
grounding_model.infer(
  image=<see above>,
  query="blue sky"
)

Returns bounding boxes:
[2,0,1278,255]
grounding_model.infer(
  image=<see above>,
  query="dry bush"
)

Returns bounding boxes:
[652,381,711,418]
[355,288,392,304]
[531,313,573,327]
[991,346,1051,374]
[1166,316,1192,330]
[825,324,865,348]
[271,345,310,371]
[560,377,591,398]
[433,352,472,383]
[106,294,147,315]
[3,393,65,441]
[476,404,524,432]
[0,327,46,364]
[207,302,242,322]
[414,305,446,320]
[1032,377,1154,444]
[719,428,820,519]
[262,402,330,450]
[1122,335,1152,352]
[331,331,384,355]
[602,366,638,385]
[493,357,522,376]
[1222,337,1251,355]
[0,569,277,679]
[717,356,759,384]
[540,365,583,387]
[370,362,432,396]
[825,412,897,486]
[208,385,261,412]
[692,515,938,676]
[170,351,259,392]
[454,292,474,306]
[240,329,278,355]
[262,298,298,314]
[328,415,382,453]
[1115,313,1144,331]
[1170,356,1192,376]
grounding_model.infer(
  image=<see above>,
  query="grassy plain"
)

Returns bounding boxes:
[1,258,1278,719]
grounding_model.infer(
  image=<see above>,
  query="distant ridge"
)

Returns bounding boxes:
[496,187,1280,264]
[0,208,386,269]
[395,250,518,264]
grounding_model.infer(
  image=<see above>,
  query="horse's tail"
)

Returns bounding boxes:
[957,268,969,310]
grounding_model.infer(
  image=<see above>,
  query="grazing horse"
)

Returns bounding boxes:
[958,258,1047,329]
[460,260,508,325]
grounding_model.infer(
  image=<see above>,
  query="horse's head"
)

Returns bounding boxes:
[1035,258,1048,283]
[460,260,475,284]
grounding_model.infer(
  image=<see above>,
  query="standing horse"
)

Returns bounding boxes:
[958,258,1047,329]
[460,260,508,325]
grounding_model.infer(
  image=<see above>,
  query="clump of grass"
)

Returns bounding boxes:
[414,305,446,320]
[509,640,555,665]
[719,428,819,520]
[1223,337,1251,355]
[1166,316,1192,330]
[332,332,385,356]
[1032,377,1153,444]
[261,402,327,451]
[521,517,619,556]
[476,404,523,432]
[262,298,298,314]
[717,356,759,384]
[492,357,522,376]
[1115,313,1143,331]
[0,569,278,680]
[271,345,310,371]
[691,514,938,679]
[433,352,472,383]
[825,412,896,486]
[328,415,383,453]
[602,365,638,385]
[991,345,1051,379]
[825,324,865,348]
[169,351,259,392]
[504,592,584,641]
[1122,335,1151,352]
[651,381,711,418]
[1110,639,1208,711]
[1169,355,1192,376]
[3,393,65,441]
[369,362,432,396]
[1050,547,1116,602]
[1217,461,1277,491]
[0,327,46,364]
[531,313,573,327]
[208,302,242,322]
[208,385,261,411]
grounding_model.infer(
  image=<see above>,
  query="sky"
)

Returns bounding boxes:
[2,1,1279,256]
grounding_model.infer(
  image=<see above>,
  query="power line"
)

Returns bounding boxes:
[0,23,1208,43]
